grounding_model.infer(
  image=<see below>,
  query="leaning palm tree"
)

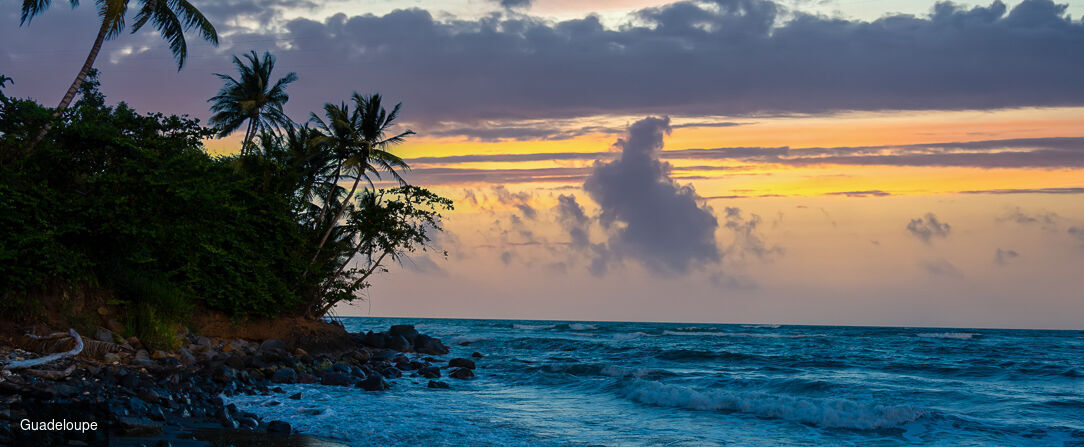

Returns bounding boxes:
[208,51,298,156]
[19,0,218,149]
[306,93,414,269]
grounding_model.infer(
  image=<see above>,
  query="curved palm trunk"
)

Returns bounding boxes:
[27,18,112,152]
[239,119,256,156]
[309,173,362,266]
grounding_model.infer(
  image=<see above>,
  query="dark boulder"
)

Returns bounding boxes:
[320,372,355,386]
[361,331,386,349]
[380,367,403,379]
[357,374,389,391]
[270,368,297,384]
[427,380,450,389]
[260,339,288,353]
[288,392,302,400]
[449,358,476,370]
[472,352,484,358]
[414,335,449,355]
[117,417,162,436]
[449,368,474,380]
[386,335,411,352]
[418,366,441,379]
[212,366,237,384]
[389,324,419,342]
[267,420,292,434]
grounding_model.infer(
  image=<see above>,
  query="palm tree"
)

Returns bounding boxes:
[208,51,298,156]
[307,93,414,269]
[20,0,218,149]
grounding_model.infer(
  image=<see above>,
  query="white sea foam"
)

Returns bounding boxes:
[613,332,650,341]
[620,380,927,430]
[450,335,491,344]
[568,323,598,330]
[742,324,782,329]
[513,324,556,330]
[917,332,980,340]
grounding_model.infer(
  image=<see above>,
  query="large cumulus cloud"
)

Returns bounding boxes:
[583,117,721,275]
[3,0,1084,137]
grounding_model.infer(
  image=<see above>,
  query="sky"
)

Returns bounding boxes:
[2,0,1083,329]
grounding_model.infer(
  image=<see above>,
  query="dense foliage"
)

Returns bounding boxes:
[0,70,451,339]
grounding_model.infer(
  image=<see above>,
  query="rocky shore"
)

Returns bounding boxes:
[1,323,479,446]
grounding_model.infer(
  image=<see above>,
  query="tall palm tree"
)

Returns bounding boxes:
[20,0,218,149]
[208,51,298,156]
[307,93,414,269]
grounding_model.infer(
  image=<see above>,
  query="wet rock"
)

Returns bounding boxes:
[288,392,303,400]
[103,353,121,364]
[138,388,161,404]
[418,366,441,379]
[389,324,419,343]
[427,380,450,389]
[320,372,355,386]
[154,440,173,447]
[213,366,237,384]
[127,336,143,349]
[449,368,474,380]
[267,420,292,434]
[297,373,319,384]
[238,417,259,428]
[148,407,166,422]
[177,348,196,366]
[449,358,476,370]
[472,352,484,358]
[361,331,386,348]
[150,350,171,360]
[260,339,288,353]
[117,417,162,436]
[357,373,389,391]
[386,335,410,352]
[271,368,297,384]
[224,355,245,370]
[414,334,449,355]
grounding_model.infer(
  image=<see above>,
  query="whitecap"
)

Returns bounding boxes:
[513,324,556,330]
[916,332,980,340]
[620,380,927,430]
[613,332,650,341]
[568,323,598,331]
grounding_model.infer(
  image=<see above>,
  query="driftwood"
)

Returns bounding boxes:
[2,328,84,370]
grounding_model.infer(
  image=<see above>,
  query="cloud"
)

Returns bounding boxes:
[1070,226,1084,245]
[554,194,591,248]
[723,207,782,261]
[920,258,962,277]
[822,190,892,197]
[6,0,1084,136]
[994,248,1020,265]
[583,117,721,275]
[998,207,1060,229]
[495,0,531,10]
[962,187,1084,194]
[907,213,951,243]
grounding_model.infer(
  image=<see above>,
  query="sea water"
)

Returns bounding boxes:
[228,318,1084,446]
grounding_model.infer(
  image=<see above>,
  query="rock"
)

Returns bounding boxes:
[213,366,237,384]
[238,417,259,428]
[154,440,173,447]
[222,418,240,429]
[288,392,303,400]
[196,336,213,348]
[150,350,171,360]
[138,388,161,404]
[414,334,449,355]
[427,380,450,389]
[134,350,150,361]
[148,407,166,421]
[449,368,474,380]
[320,372,355,386]
[177,348,196,366]
[127,336,143,349]
[260,339,287,353]
[297,373,319,384]
[386,335,410,352]
[267,420,291,434]
[389,324,419,342]
[294,348,308,357]
[271,368,297,384]
[449,358,476,370]
[381,367,403,379]
[224,355,245,370]
[357,374,389,391]
[117,417,162,436]
[471,352,484,358]
[103,353,121,364]
[371,350,396,362]
[106,319,125,334]
[418,366,441,379]
[361,331,386,348]
[332,363,350,373]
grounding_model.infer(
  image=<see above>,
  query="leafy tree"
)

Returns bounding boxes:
[308,93,414,270]
[208,51,298,156]
[18,0,218,149]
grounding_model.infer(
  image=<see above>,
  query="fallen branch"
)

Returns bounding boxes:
[2,329,84,370]
[23,364,77,380]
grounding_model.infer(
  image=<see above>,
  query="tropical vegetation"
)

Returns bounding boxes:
[0,48,451,347]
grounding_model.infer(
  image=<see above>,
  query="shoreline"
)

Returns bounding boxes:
[1,322,477,446]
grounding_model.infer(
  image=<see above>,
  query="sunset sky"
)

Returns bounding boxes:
[3,0,1083,329]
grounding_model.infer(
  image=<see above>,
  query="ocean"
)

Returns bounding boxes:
[227,317,1084,446]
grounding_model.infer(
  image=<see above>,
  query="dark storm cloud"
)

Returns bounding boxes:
[495,0,532,9]
[907,213,952,243]
[4,0,1084,138]
[584,117,721,275]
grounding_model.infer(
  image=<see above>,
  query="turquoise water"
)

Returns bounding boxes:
[230,318,1084,446]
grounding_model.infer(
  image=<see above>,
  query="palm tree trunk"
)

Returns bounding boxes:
[26,18,112,152]
[309,174,362,266]
[314,160,343,228]
[239,120,255,156]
